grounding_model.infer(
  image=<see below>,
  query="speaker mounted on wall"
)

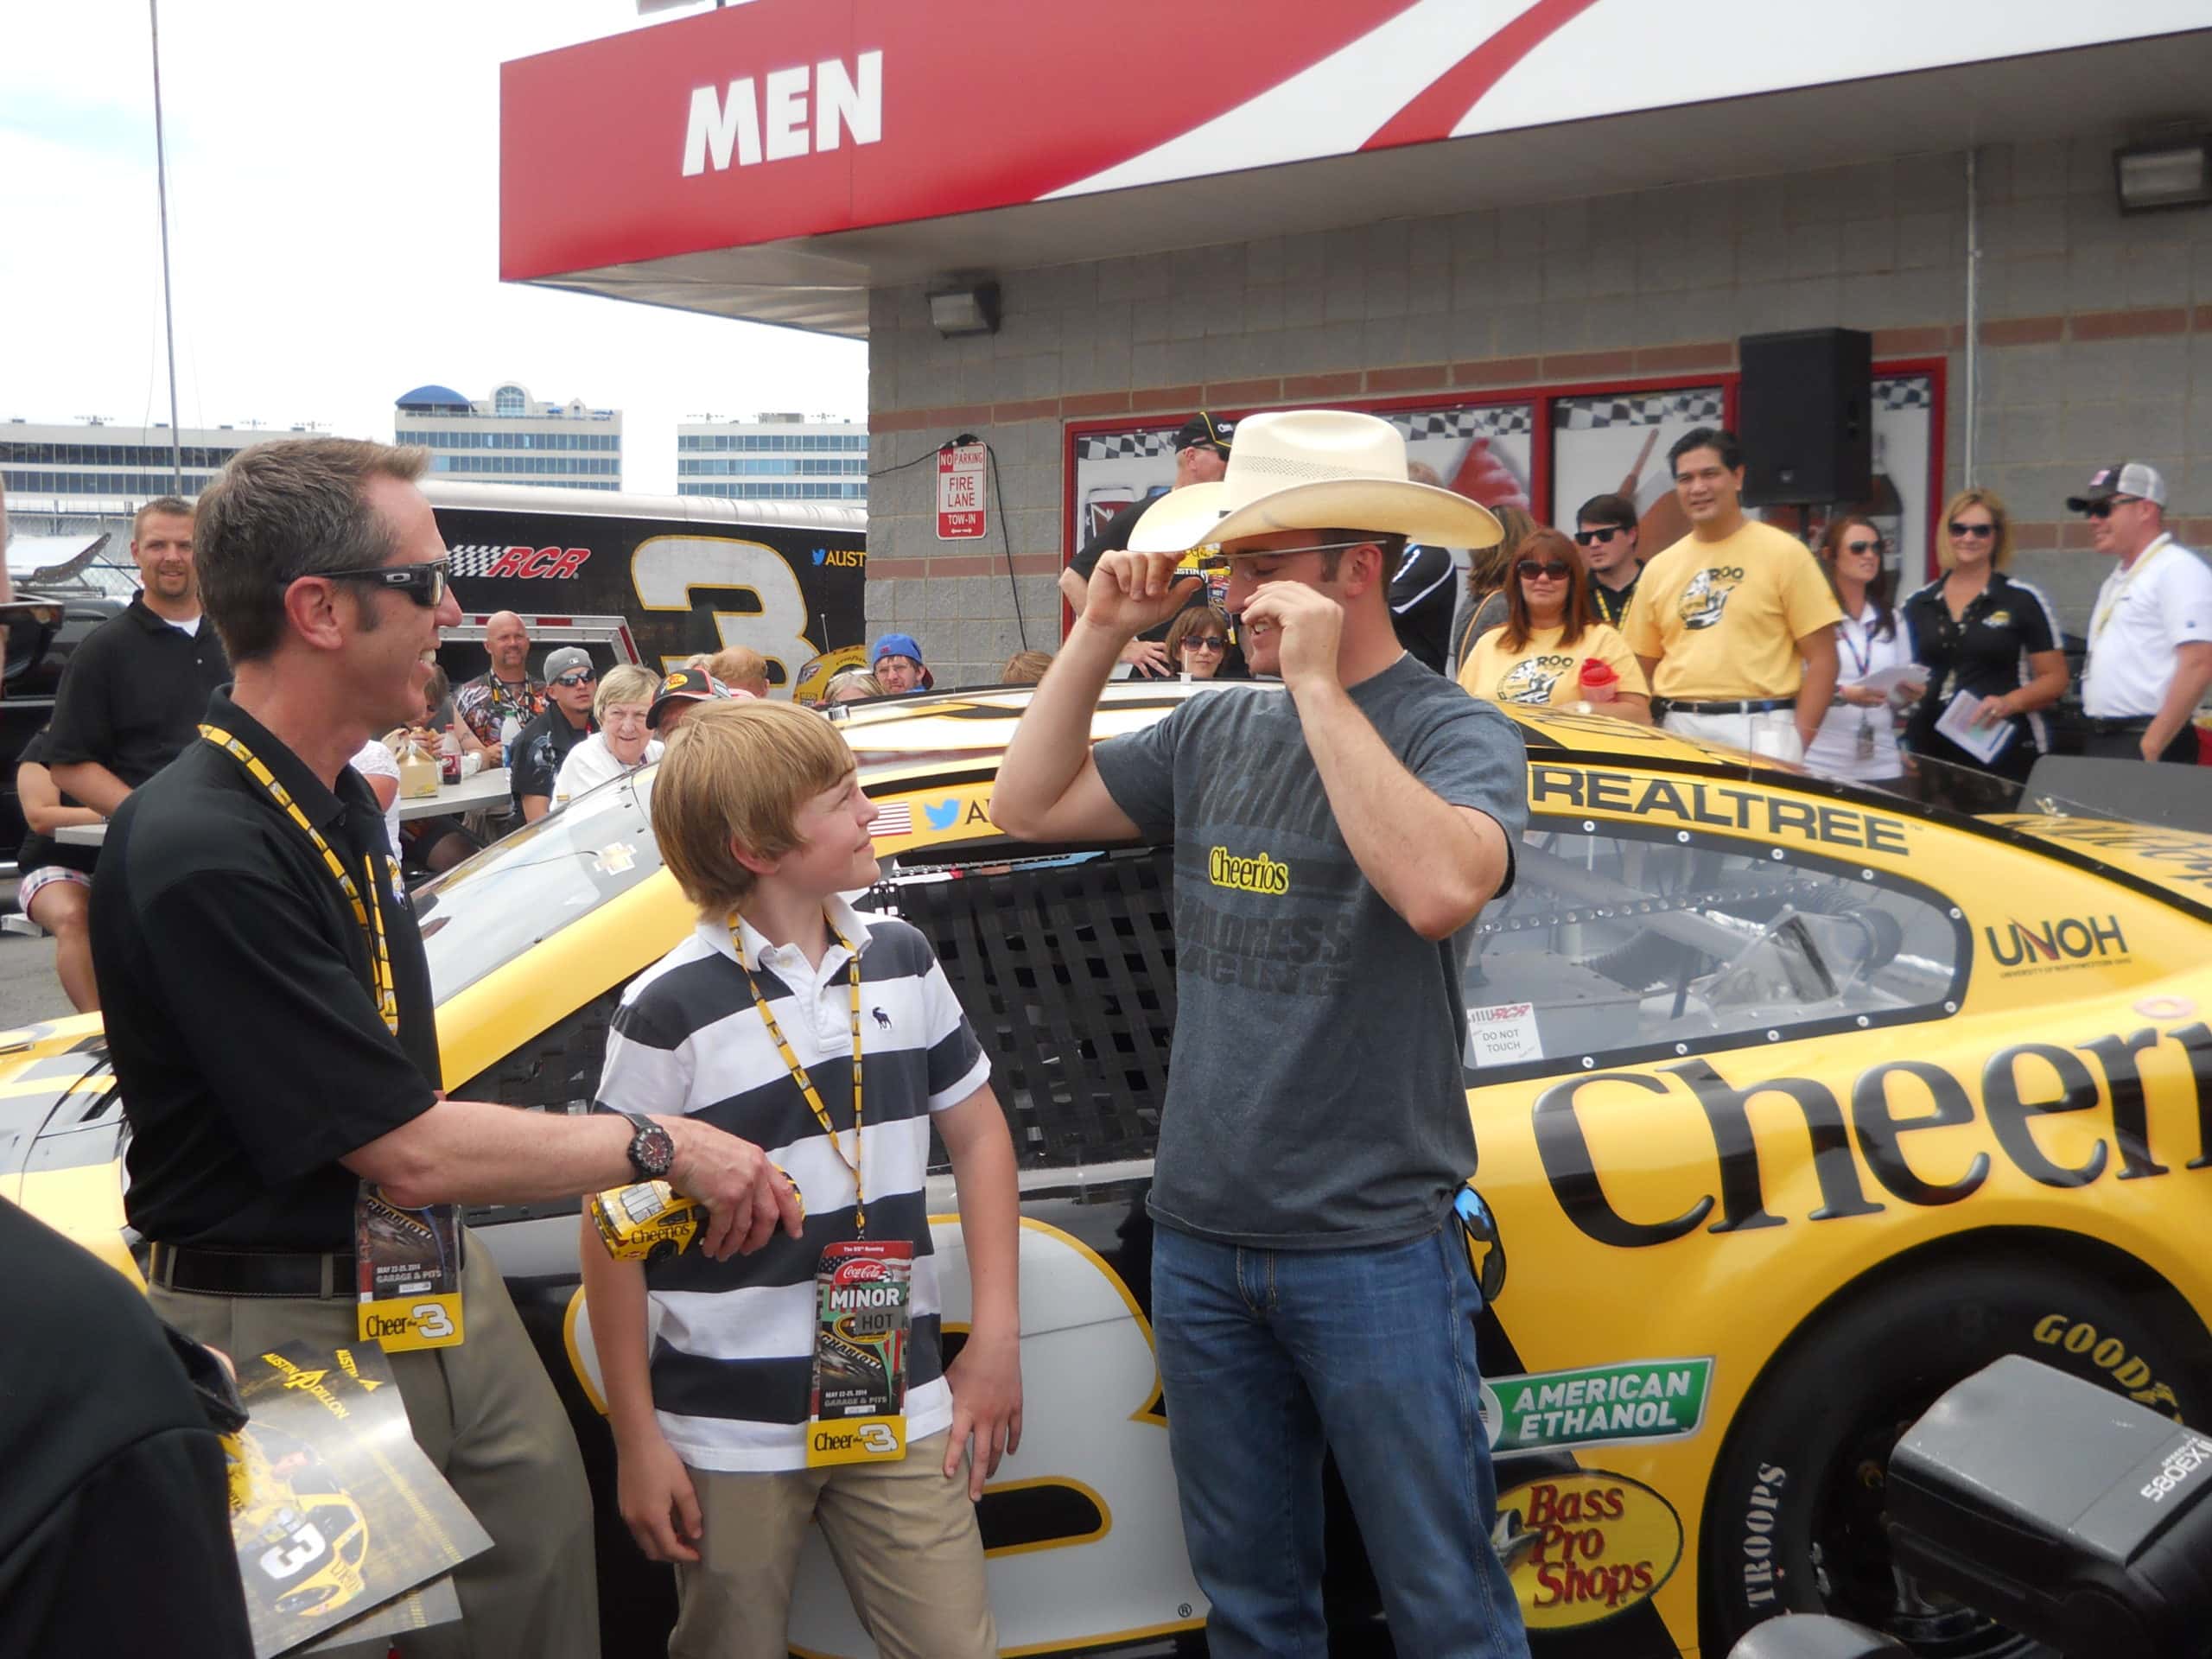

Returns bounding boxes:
[1737,327,1873,505]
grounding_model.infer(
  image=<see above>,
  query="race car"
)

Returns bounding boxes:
[9,679,2212,1659]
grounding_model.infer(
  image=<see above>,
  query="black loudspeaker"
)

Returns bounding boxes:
[1737,327,1872,505]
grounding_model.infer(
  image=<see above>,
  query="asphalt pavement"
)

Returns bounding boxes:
[0,880,81,1030]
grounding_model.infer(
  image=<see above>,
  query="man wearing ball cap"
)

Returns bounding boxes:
[995,409,1531,1657]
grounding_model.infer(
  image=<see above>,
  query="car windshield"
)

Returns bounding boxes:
[414,769,666,1000]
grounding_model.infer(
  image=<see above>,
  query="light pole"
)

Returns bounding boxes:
[149,0,184,494]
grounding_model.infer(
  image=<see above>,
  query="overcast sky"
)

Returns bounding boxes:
[0,0,865,495]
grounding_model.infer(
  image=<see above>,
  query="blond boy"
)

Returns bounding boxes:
[581,701,1020,1659]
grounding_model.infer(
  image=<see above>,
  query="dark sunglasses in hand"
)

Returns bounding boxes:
[1517,559,1572,580]
[307,558,452,608]
[1573,525,1630,547]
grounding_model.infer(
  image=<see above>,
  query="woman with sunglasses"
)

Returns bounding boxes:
[1899,487,2068,790]
[1457,528,1650,721]
[1164,604,1234,681]
[1807,518,1914,786]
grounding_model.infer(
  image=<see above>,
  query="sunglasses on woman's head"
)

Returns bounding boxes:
[1517,559,1572,580]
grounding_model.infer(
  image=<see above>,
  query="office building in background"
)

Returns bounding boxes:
[677,413,867,504]
[395,382,622,492]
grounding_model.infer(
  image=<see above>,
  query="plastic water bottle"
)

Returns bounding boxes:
[499,714,521,770]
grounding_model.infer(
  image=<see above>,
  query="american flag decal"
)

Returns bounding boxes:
[871,800,912,838]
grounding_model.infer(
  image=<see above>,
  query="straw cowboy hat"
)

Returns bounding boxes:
[1127,409,1503,556]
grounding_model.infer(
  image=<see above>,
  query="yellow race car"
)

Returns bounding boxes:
[10,681,2211,1659]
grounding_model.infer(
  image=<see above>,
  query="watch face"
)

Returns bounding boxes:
[630,1119,676,1179]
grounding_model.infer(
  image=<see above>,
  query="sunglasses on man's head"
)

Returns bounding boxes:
[1947,521,1996,539]
[1517,559,1572,580]
[552,671,597,688]
[308,558,450,608]
[1573,526,1630,547]
[2082,497,2140,519]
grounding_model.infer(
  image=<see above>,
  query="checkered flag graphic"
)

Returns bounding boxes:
[1553,389,1726,431]
[1075,432,1176,461]
[1392,405,1535,442]
[445,544,507,578]
[1874,376,1932,411]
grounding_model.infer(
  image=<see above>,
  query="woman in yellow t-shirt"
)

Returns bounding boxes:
[1458,528,1651,721]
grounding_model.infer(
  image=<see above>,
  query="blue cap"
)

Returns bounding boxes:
[872,632,926,666]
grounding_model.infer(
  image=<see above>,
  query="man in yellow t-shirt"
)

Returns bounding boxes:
[1621,427,1841,760]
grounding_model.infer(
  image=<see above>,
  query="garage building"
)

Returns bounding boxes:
[501,1,2212,687]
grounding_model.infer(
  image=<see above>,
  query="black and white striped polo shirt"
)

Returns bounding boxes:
[593,899,989,1471]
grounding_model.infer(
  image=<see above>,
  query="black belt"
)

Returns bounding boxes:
[146,1237,461,1300]
[1662,697,1795,715]
[2081,715,2154,734]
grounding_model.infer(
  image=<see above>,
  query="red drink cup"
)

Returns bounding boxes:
[1580,658,1620,704]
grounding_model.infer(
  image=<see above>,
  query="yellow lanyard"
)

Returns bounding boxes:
[2090,537,2168,644]
[1592,582,1630,626]
[731,912,866,1232]
[200,724,400,1036]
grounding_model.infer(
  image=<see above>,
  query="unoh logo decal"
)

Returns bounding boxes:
[1498,1470,1682,1630]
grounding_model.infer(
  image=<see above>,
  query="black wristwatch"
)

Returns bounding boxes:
[622,1112,676,1182]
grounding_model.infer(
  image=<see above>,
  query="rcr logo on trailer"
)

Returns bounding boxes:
[483,546,591,581]
[682,52,883,176]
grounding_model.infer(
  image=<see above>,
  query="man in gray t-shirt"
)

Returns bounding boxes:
[994,410,1531,1659]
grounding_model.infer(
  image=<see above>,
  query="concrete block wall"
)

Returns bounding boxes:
[866,126,2212,683]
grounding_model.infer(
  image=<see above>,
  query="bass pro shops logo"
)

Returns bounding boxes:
[1677,565,1745,631]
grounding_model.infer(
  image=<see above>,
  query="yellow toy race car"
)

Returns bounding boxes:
[12,683,2212,1659]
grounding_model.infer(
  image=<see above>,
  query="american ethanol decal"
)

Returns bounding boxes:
[1483,1357,1714,1453]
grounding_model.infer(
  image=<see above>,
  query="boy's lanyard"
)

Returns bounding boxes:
[732,912,867,1233]
[200,723,398,1034]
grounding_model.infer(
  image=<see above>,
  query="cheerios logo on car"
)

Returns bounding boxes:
[1208,847,1290,894]
[1499,1470,1683,1630]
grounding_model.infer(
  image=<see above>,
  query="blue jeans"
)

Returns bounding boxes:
[1153,1219,1529,1659]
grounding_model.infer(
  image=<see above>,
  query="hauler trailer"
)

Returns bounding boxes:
[423,480,868,699]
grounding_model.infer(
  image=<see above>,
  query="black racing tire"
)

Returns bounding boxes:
[1700,1245,2212,1659]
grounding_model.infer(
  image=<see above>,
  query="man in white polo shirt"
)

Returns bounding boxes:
[2071,461,2212,764]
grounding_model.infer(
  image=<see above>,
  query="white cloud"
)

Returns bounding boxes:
[0,0,866,493]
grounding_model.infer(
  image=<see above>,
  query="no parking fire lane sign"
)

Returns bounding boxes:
[937,443,987,540]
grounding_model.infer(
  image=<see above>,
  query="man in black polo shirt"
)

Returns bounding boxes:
[90,437,804,1659]
[1062,413,1241,678]
[47,496,230,814]
[511,645,598,821]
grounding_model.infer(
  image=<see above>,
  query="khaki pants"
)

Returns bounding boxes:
[149,1230,597,1659]
[1663,706,1805,763]
[672,1430,995,1659]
